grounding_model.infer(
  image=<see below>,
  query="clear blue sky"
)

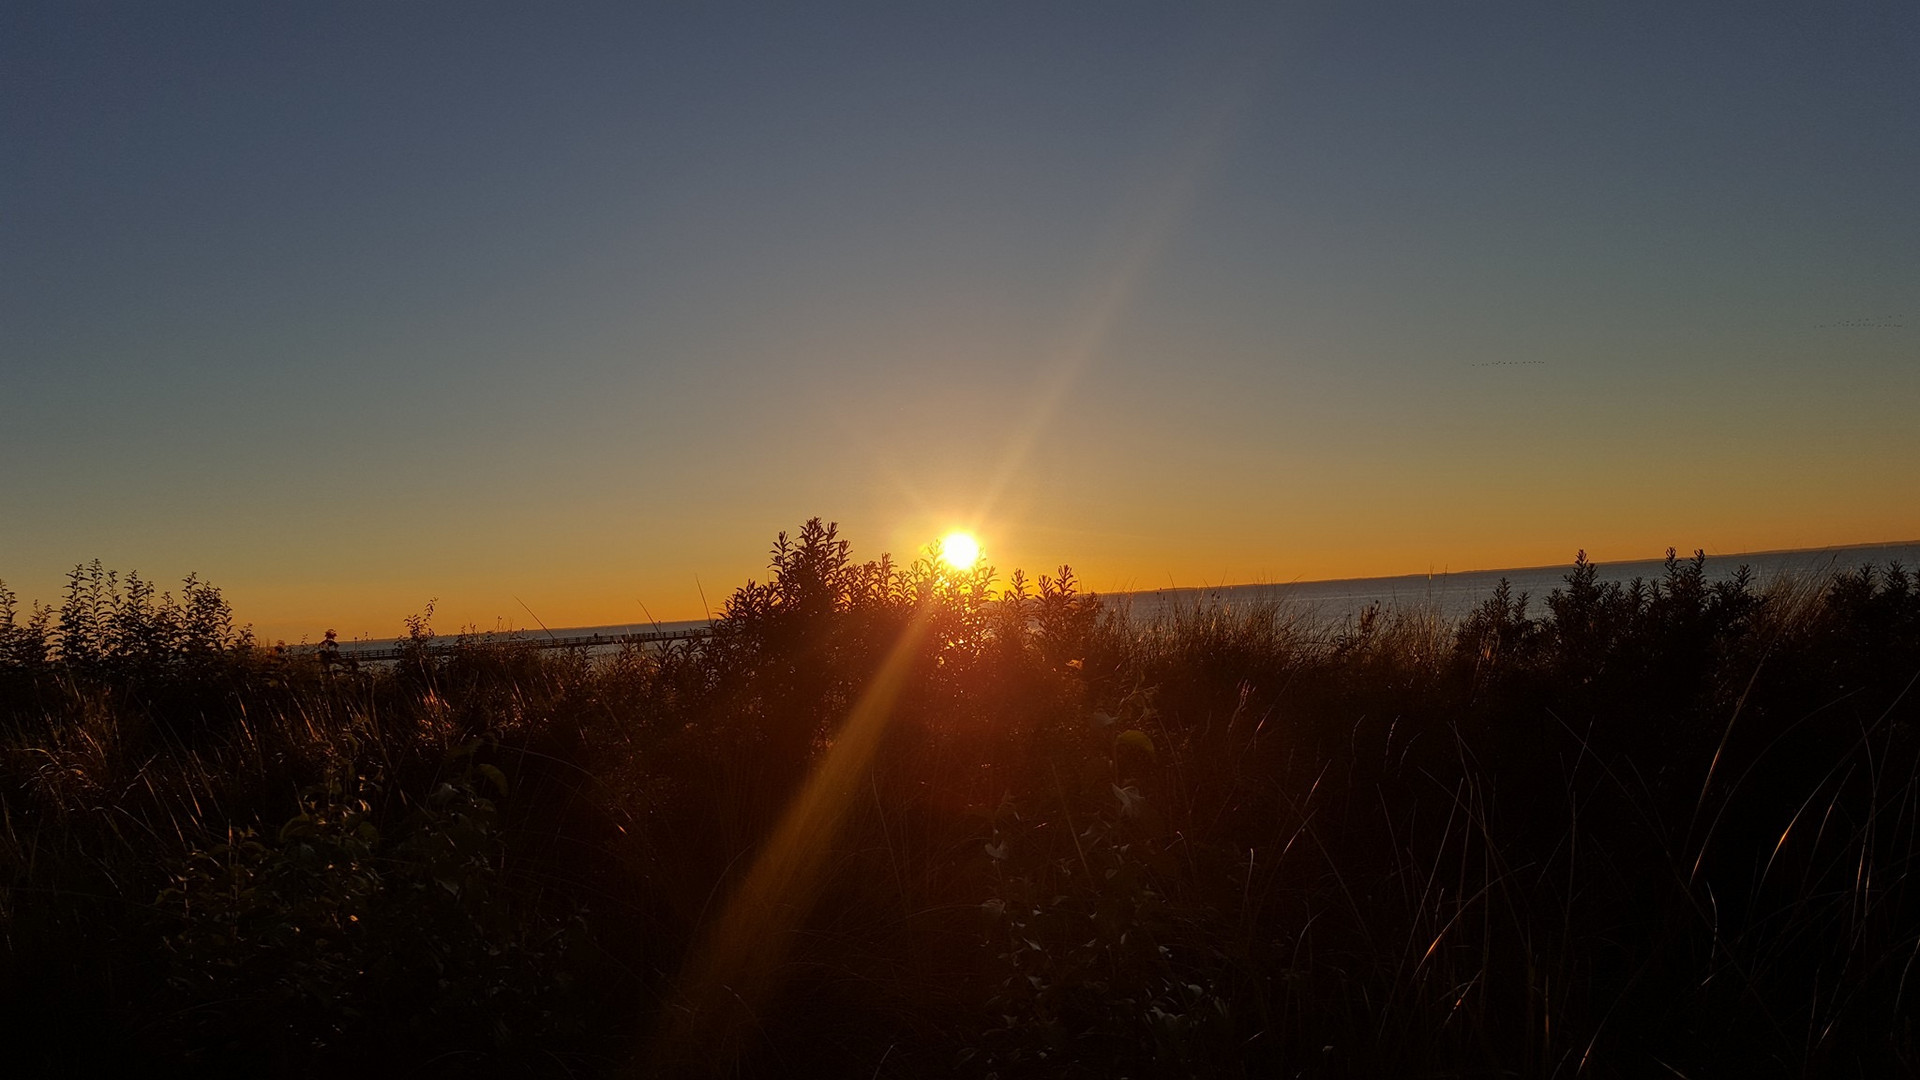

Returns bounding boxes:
[4,2,1916,640]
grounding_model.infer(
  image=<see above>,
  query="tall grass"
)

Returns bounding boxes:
[1,525,1916,1077]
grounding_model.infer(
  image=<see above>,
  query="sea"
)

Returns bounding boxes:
[1112,541,1920,626]
[336,541,1920,653]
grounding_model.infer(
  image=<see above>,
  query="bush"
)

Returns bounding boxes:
[2,527,1917,1077]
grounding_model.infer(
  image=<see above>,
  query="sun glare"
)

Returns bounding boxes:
[939,531,980,571]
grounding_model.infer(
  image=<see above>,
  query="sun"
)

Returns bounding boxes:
[938,531,981,572]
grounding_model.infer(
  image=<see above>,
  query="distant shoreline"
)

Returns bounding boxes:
[1119,538,1920,596]
[329,539,1920,652]
[1114,539,1920,624]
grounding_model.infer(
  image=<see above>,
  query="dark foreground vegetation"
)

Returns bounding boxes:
[4,522,1919,1078]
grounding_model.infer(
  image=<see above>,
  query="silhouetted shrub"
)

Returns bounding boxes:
[3,530,1918,1077]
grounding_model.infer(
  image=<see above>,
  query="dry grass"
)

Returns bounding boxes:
[1,530,1917,1077]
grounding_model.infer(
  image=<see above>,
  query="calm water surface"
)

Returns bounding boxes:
[338,542,1920,652]
[1109,542,1920,626]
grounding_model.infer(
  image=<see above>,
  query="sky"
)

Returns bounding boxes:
[3,2,1916,642]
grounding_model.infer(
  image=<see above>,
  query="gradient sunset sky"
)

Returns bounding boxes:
[4,3,1916,642]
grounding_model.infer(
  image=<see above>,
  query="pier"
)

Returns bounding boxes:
[314,626,713,663]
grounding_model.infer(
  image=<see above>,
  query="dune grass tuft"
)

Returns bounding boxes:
[2,526,1917,1077]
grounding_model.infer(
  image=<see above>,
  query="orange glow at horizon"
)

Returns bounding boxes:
[58,501,1918,646]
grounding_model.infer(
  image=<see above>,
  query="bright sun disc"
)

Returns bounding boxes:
[939,531,980,571]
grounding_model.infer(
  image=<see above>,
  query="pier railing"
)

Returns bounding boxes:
[308,626,712,663]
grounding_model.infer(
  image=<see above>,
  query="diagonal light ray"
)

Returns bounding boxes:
[971,62,1268,529]
[647,608,935,1073]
